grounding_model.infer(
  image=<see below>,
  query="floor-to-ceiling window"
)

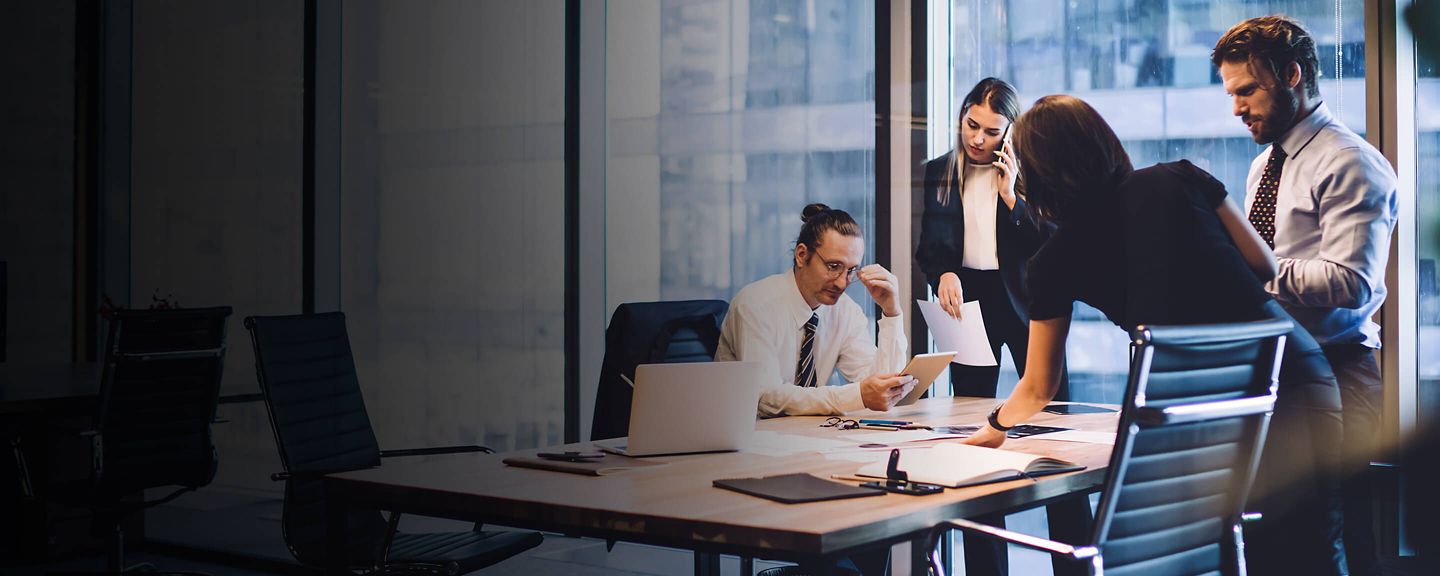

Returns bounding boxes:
[926,1,1367,573]
[1415,5,1440,441]
[124,0,304,558]
[603,0,877,383]
[927,0,1366,403]
[340,0,567,454]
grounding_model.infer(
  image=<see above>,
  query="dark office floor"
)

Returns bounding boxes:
[4,486,1058,575]
[9,537,796,576]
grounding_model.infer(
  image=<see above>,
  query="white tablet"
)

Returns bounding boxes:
[895,351,958,406]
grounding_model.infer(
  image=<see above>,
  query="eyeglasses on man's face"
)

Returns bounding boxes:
[814,254,860,283]
[821,417,859,430]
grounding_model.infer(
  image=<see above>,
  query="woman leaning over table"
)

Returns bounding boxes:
[965,94,1346,576]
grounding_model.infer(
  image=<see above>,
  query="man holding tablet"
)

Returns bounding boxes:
[717,203,916,416]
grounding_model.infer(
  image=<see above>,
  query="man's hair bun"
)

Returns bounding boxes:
[801,203,832,223]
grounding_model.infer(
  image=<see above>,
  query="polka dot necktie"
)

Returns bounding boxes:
[795,313,818,388]
[1249,144,1287,248]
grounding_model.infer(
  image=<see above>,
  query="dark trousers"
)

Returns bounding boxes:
[948,268,1080,576]
[1326,344,1383,576]
[1244,301,1348,576]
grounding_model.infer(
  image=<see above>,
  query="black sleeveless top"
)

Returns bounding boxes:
[1026,160,1272,330]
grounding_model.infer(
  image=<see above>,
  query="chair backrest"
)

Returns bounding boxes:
[94,307,230,499]
[1090,319,1290,576]
[591,300,727,441]
[245,312,387,567]
[1,261,7,362]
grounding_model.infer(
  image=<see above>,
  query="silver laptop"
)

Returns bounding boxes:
[595,361,762,457]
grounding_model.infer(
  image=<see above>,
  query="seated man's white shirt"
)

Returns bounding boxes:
[716,271,907,417]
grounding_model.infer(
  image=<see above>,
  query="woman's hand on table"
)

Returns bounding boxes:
[963,425,1007,448]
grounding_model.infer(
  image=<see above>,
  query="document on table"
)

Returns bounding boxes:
[745,431,862,457]
[1034,430,1117,444]
[917,299,996,366]
[829,446,938,463]
[839,429,972,446]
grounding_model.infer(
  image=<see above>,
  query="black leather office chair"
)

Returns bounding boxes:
[1,260,8,362]
[926,319,1292,576]
[80,307,232,574]
[591,300,727,441]
[245,312,542,575]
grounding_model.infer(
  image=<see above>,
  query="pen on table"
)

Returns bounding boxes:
[858,424,901,431]
[858,419,911,426]
[829,474,883,483]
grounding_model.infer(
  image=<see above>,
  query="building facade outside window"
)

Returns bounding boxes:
[930,0,1366,402]
[605,0,878,387]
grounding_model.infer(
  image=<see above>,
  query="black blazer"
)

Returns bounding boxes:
[915,154,1045,322]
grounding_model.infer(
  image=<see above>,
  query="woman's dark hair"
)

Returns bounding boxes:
[1211,15,1321,98]
[795,203,862,254]
[1011,95,1133,227]
[940,77,1022,206]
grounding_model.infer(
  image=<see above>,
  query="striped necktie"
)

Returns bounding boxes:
[1249,144,1287,248]
[796,313,819,388]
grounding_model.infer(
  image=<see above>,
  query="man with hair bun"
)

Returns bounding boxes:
[717,203,914,417]
[1214,15,1398,576]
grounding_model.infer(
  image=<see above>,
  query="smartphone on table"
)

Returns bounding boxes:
[860,480,944,496]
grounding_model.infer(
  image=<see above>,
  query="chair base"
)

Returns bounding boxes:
[381,529,543,575]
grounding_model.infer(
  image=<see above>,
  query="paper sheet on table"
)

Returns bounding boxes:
[827,446,939,464]
[745,431,861,457]
[838,429,973,446]
[824,451,890,463]
[1035,430,1117,444]
[917,299,996,366]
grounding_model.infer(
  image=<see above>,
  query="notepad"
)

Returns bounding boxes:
[856,443,1084,488]
[503,453,668,476]
[713,473,885,504]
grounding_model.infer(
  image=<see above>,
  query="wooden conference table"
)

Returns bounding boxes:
[323,396,1119,576]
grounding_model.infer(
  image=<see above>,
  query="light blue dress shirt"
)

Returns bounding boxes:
[1244,102,1398,348]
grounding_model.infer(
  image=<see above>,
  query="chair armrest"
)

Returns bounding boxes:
[930,517,1097,558]
[379,445,493,458]
[269,445,492,481]
[271,466,372,482]
[1135,396,1275,426]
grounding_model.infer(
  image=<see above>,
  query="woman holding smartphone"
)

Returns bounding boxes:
[916,77,1063,576]
[916,77,1061,401]
[968,94,1345,575]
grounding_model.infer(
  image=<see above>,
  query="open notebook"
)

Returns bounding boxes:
[857,443,1083,488]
